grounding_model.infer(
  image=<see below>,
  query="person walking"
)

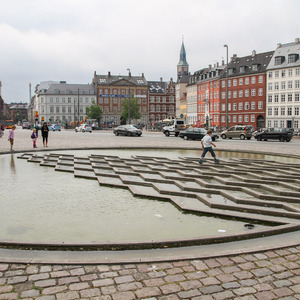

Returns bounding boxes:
[41,122,49,147]
[8,125,16,151]
[199,129,219,164]
[31,128,38,148]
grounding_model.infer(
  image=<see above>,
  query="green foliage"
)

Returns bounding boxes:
[86,101,103,124]
[121,95,141,123]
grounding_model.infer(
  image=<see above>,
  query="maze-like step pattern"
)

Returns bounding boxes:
[18,153,300,228]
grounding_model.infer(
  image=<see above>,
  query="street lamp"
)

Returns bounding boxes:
[127,68,131,124]
[224,44,229,128]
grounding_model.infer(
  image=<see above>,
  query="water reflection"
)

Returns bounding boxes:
[10,154,16,173]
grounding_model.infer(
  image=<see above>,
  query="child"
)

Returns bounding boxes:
[8,125,16,151]
[199,129,219,164]
[31,128,38,148]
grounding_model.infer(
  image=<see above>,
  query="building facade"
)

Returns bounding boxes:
[35,82,96,125]
[148,78,176,122]
[196,64,224,128]
[93,71,148,126]
[266,38,300,130]
[219,51,274,129]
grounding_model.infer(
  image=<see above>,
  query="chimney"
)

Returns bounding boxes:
[209,64,212,69]
[295,38,300,44]
[252,50,256,56]
[277,43,282,48]
[222,59,224,65]
[108,71,111,76]
[217,62,219,67]
[142,73,144,78]
[160,77,163,82]
[0,80,2,97]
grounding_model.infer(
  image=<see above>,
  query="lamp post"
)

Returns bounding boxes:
[224,44,229,128]
[77,88,80,126]
[127,68,131,124]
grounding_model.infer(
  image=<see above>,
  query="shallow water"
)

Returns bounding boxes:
[1,149,290,243]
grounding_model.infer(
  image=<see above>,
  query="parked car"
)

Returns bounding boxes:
[221,125,252,140]
[163,119,186,137]
[113,125,142,136]
[75,124,92,133]
[179,127,219,141]
[48,124,61,131]
[254,128,293,142]
[22,122,30,129]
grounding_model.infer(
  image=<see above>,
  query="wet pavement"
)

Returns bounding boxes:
[0,126,300,299]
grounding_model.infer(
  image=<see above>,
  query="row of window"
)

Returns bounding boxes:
[267,106,300,116]
[268,68,300,78]
[99,98,147,104]
[149,96,175,103]
[268,93,300,103]
[41,97,95,104]
[149,105,175,112]
[198,101,263,112]
[221,75,264,88]
[221,88,264,99]
[267,120,299,129]
[98,89,147,95]
[220,114,255,123]
[268,80,300,91]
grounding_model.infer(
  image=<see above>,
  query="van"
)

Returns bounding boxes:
[163,119,186,137]
[221,125,252,140]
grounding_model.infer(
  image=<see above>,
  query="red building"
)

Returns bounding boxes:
[219,51,274,129]
[196,64,224,129]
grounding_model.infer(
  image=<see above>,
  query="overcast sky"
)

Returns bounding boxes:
[0,0,299,103]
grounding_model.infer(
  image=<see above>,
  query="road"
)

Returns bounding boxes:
[1,126,300,157]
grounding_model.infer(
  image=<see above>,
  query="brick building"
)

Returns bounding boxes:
[148,78,176,122]
[93,71,148,126]
[219,50,274,129]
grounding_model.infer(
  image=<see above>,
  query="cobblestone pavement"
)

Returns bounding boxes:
[1,127,300,299]
[0,246,300,299]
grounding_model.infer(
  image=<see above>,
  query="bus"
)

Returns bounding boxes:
[5,120,14,129]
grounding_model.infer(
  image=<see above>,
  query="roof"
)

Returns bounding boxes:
[219,50,274,79]
[148,81,166,94]
[95,74,148,87]
[42,83,96,95]
[267,39,300,70]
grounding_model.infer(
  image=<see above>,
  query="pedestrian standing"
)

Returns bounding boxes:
[41,122,49,147]
[0,123,4,138]
[199,129,219,164]
[8,125,16,151]
[31,128,38,148]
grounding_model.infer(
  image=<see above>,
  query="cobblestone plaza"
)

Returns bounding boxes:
[0,127,300,299]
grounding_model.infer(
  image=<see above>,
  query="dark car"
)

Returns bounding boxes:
[113,125,142,136]
[179,127,219,141]
[254,128,293,142]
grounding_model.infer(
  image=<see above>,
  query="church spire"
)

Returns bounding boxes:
[177,38,189,81]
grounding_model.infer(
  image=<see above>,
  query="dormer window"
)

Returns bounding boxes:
[275,56,285,65]
[288,54,299,63]
[252,64,260,71]
[228,68,234,75]
[240,66,246,73]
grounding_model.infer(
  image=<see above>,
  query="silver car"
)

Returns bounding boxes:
[221,125,252,140]
[75,124,92,133]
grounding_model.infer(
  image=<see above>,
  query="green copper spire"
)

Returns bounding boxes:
[177,40,189,66]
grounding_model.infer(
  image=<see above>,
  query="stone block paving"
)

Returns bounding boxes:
[0,246,300,299]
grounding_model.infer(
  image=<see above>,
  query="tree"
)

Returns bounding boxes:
[86,101,103,125]
[121,95,141,124]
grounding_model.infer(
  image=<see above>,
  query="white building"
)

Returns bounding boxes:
[186,77,197,125]
[266,38,300,130]
[35,82,96,125]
